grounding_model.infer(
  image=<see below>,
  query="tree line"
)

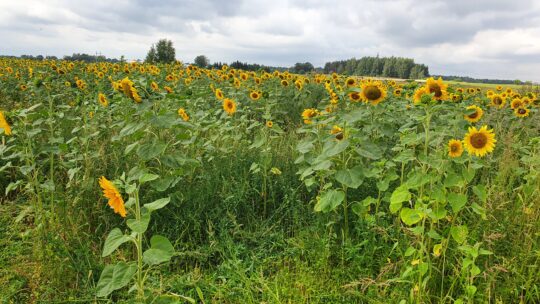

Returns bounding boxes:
[323,56,429,79]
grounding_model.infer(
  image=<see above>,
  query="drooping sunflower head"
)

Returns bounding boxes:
[223,98,237,115]
[330,125,343,135]
[0,111,12,136]
[215,88,224,100]
[448,139,463,158]
[98,93,108,107]
[413,87,430,104]
[177,108,189,121]
[463,125,496,157]
[514,107,530,118]
[521,97,532,106]
[425,77,448,101]
[464,105,483,123]
[301,108,319,124]
[164,86,173,94]
[98,176,126,218]
[360,81,387,105]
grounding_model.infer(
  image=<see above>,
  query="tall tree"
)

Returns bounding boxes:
[145,39,176,63]
[194,55,209,68]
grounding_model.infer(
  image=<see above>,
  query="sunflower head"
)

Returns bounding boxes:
[490,94,506,108]
[0,111,12,136]
[448,139,463,158]
[98,176,126,217]
[510,98,525,109]
[98,93,108,107]
[281,80,289,87]
[266,121,273,128]
[463,125,496,157]
[360,81,387,105]
[413,87,430,104]
[425,77,448,101]
[223,98,237,115]
[249,90,261,100]
[215,88,224,100]
[348,91,361,102]
[464,105,483,123]
[345,77,356,87]
[178,108,189,121]
[514,107,530,118]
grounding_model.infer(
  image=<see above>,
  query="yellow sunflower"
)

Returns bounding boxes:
[448,139,463,158]
[464,105,483,123]
[266,121,273,128]
[0,111,12,135]
[489,94,506,108]
[425,77,448,101]
[98,176,126,217]
[301,108,319,124]
[177,108,189,121]
[394,88,402,97]
[463,125,496,157]
[330,125,343,135]
[348,91,361,102]
[413,87,430,104]
[120,77,142,103]
[281,79,289,87]
[98,93,108,107]
[151,81,159,91]
[496,85,503,91]
[164,86,173,94]
[215,88,224,100]
[345,77,356,87]
[510,98,525,109]
[514,107,530,118]
[223,98,237,115]
[249,90,261,101]
[360,81,387,105]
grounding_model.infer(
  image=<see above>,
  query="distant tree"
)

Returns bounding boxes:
[194,55,209,68]
[293,62,314,74]
[145,39,176,63]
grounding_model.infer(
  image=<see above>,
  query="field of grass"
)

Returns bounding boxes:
[0,59,539,303]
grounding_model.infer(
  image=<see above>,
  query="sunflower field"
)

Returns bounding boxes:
[0,58,539,303]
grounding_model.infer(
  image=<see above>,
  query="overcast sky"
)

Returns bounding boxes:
[1,0,540,81]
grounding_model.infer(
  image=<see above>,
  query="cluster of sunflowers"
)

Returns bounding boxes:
[0,58,538,163]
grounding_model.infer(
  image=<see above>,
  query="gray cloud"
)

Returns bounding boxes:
[1,0,539,81]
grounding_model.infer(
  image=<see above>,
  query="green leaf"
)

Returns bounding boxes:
[448,193,467,213]
[356,141,382,160]
[137,142,167,160]
[390,185,410,213]
[429,205,447,222]
[335,166,364,189]
[314,189,345,213]
[96,262,137,297]
[143,235,175,265]
[322,139,349,158]
[400,208,424,226]
[139,173,159,184]
[126,212,151,234]
[143,197,171,211]
[472,185,487,203]
[450,225,468,244]
[102,228,131,257]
